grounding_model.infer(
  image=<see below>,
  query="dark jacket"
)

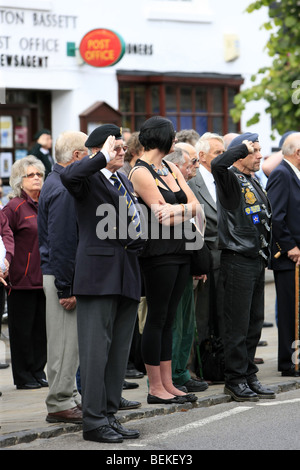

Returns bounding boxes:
[60,151,145,301]
[29,143,53,177]
[3,191,43,289]
[266,159,300,271]
[0,210,14,264]
[38,163,78,298]
[211,144,272,260]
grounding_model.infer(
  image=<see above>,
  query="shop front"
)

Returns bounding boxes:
[0,0,272,184]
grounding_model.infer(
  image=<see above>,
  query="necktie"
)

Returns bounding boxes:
[110,174,141,236]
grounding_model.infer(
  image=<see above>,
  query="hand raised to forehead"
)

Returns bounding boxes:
[242,140,255,153]
[102,135,117,160]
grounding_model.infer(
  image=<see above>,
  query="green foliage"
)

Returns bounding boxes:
[231,0,300,137]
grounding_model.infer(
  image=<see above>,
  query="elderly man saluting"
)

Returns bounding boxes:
[60,124,145,444]
[211,132,276,402]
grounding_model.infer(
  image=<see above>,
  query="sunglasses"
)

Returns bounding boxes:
[114,145,128,153]
[23,172,44,179]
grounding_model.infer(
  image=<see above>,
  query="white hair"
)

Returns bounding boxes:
[55,131,88,164]
[282,132,300,156]
[195,132,224,154]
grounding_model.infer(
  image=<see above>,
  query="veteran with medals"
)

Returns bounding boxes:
[60,124,145,444]
[211,132,275,402]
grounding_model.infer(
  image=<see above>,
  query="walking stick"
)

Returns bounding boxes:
[194,322,204,380]
[295,264,300,374]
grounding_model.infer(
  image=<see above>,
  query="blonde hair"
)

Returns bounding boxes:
[9,155,45,199]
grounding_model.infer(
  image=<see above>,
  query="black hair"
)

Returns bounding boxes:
[138,116,175,155]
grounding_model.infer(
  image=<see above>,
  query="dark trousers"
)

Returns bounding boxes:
[7,289,47,386]
[141,262,190,365]
[76,295,138,432]
[220,252,265,385]
[274,269,296,371]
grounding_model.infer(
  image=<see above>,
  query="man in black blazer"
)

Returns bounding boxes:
[60,124,145,443]
[189,133,225,346]
[266,132,300,377]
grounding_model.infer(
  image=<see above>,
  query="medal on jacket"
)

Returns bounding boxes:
[244,187,257,205]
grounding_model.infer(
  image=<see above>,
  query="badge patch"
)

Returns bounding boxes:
[252,214,260,224]
[245,205,261,215]
[245,188,257,205]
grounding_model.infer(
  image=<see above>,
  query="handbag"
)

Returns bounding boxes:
[194,266,225,383]
[190,242,212,276]
[184,218,212,276]
[198,335,225,383]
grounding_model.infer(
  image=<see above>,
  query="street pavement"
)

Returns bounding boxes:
[1,271,300,449]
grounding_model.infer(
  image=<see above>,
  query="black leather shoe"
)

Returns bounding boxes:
[37,378,48,387]
[174,384,188,392]
[176,393,198,403]
[123,380,139,389]
[16,382,42,390]
[147,394,186,405]
[263,321,273,327]
[125,368,144,379]
[108,416,140,439]
[224,383,259,402]
[281,367,300,377]
[83,425,123,443]
[0,362,9,369]
[183,378,208,392]
[248,380,276,399]
[119,397,141,410]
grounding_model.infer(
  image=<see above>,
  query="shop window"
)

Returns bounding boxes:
[118,71,243,136]
[0,89,51,182]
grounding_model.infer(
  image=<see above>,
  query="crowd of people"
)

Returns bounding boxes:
[0,119,299,443]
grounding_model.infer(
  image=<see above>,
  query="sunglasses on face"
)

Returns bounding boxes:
[23,172,44,179]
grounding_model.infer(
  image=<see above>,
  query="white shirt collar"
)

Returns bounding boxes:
[284,158,300,179]
[199,164,216,202]
[101,168,116,182]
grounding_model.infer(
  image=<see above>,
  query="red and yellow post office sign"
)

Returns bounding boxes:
[79,29,125,67]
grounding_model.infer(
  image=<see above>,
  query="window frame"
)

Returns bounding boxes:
[117,71,243,135]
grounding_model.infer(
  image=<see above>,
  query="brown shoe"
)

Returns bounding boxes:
[254,357,264,364]
[46,405,82,424]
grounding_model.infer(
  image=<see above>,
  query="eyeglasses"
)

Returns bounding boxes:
[191,158,199,165]
[23,172,44,179]
[114,145,128,153]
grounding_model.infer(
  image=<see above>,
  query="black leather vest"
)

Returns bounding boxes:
[217,168,272,260]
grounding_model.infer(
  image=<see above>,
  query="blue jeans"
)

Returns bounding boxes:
[220,252,265,385]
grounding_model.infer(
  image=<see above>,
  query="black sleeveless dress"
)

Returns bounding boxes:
[133,159,190,268]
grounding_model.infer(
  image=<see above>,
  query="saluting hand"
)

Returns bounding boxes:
[102,135,117,161]
[242,140,255,154]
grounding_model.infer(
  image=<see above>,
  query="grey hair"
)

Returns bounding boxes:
[282,132,300,156]
[164,147,188,166]
[195,132,224,154]
[176,129,200,146]
[55,131,88,164]
[9,155,45,199]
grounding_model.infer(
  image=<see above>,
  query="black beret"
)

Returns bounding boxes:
[85,124,122,148]
[34,129,51,140]
[228,132,259,149]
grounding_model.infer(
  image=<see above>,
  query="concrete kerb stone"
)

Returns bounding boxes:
[1,379,299,449]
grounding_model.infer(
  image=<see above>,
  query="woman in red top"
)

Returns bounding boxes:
[3,156,47,390]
